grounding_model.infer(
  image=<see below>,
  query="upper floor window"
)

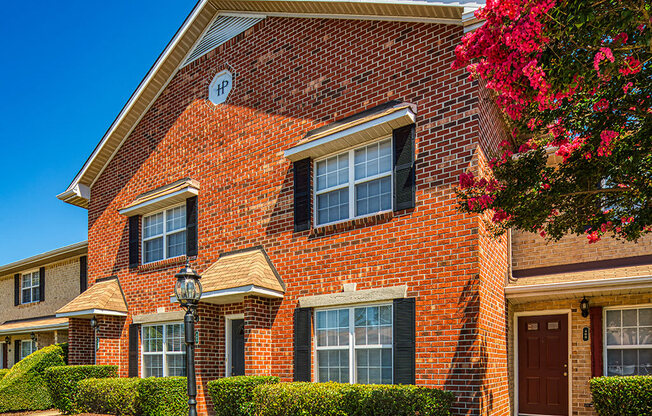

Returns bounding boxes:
[605,306,652,376]
[315,304,393,384]
[315,138,393,226]
[142,205,186,264]
[142,323,186,377]
[21,271,40,304]
[20,340,37,359]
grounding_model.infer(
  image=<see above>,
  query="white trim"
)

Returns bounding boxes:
[141,322,185,378]
[505,275,652,299]
[56,309,128,318]
[513,310,572,416]
[0,323,69,335]
[0,241,87,276]
[225,313,245,377]
[118,187,198,216]
[238,10,464,26]
[141,203,187,264]
[171,285,284,303]
[602,303,652,377]
[20,270,41,305]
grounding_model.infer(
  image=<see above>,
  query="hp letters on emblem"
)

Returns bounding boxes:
[209,70,233,105]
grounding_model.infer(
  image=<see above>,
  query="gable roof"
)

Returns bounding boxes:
[57,0,484,209]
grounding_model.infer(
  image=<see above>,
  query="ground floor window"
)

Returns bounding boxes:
[315,304,393,384]
[605,306,652,376]
[20,340,37,360]
[142,323,186,377]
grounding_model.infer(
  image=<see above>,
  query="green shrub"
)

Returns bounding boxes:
[75,377,142,415]
[590,376,652,415]
[138,376,188,416]
[207,376,279,416]
[252,382,455,416]
[0,343,67,412]
[44,365,118,414]
[0,369,9,380]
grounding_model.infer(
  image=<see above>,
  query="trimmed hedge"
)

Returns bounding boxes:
[590,376,652,415]
[75,377,142,415]
[207,376,280,416]
[0,343,67,412]
[44,365,118,414]
[0,369,9,380]
[251,382,455,416]
[139,376,189,416]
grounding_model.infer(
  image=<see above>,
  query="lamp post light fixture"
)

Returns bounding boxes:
[4,336,9,345]
[30,332,37,343]
[580,296,590,318]
[174,261,203,416]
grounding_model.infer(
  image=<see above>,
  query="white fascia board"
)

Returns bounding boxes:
[284,107,415,161]
[170,285,284,303]
[57,0,211,203]
[118,187,199,216]
[505,275,652,298]
[0,323,69,335]
[244,10,462,25]
[56,309,128,318]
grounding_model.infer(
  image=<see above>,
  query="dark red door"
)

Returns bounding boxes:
[2,343,7,369]
[518,314,568,416]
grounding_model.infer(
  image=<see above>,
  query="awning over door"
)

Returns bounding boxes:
[0,316,68,335]
[180,247,285,305]
[56,277,128,318]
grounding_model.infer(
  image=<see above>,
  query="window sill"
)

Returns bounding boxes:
[310,211,394,238]
[137,255,187,273]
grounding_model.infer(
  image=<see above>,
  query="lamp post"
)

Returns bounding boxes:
[174,261,203,416]
[90,317,100,364]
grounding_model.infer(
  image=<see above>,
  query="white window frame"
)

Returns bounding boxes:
[313,302,393,385]
[313,137,393,227]
[603,304,652,376]
[21,270,40,304]
[20,340,37,360]
[140,322,185,378]
[141,203,186,264]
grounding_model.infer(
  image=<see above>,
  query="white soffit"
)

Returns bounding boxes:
[183,14,265,66]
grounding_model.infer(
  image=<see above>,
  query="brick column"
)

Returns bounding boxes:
[68,318,94,365]
[95,316,126,367]
[244,295,273,376]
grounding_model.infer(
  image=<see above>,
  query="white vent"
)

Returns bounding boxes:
[183,15,265,66]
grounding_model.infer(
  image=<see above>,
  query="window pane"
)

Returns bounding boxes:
[166,324,185,353]
[316,153,348,191]
[606,328,621,346]
[607,349,622,376]
[317,189,349,225]
[354,305,392,346]
[639,327,652,345]
[144,238,164,263]
[32,287,40,303]
[606,310,621,328]
[22,288,31,304]
[166,354,186,377]
[143,212,164,238]
[316,309,348,347]
[640,309,652,326]
[640,350,652,375]
[32,273,39,286]
[144,355,163,378]
[623,349,637,375]
[355,177,391,216]
[144,326,163,353]
[623,328,637,345]
[356,348,392,384]
[22,275,31,289]
[167,231,186,258]
[623,309,638,327]
[317,350,349,383]
[166,206,186,232]
[354,139,391,180]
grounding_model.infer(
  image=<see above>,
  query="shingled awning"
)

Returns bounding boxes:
[56,277,128,318]
[0,316,68,335]
[180,247,285,305]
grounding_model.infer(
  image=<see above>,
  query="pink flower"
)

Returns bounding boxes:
[614,32,628,44]
[593,99,609,112]
[623,82,633,94]
[619,56,642,75]
[492,209,510,222]
[594,47,614,75]
[598,130,618,157]
[621,217,634,224]
[459,172,476,189]
[587,231,601,244]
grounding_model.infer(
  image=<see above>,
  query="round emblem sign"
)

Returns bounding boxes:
[208,70,233,105]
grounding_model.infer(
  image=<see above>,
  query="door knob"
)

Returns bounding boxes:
[563,372,568,377]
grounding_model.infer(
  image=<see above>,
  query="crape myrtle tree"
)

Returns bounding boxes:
[453,0,651,243]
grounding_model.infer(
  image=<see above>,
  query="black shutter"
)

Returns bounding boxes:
[393,124,416,211]
[293,158,312,232]
[14,274,20,306]
[38,267,45,302]
[294,307,312,381]
[128,323,140,377]
[186,196,198,257]
[14,340,20,364]
[393,298,416,384]
[128,216,140,268]
[80,256,88,293]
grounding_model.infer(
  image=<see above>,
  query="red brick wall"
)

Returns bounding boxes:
[68,318,94,365]
[76,16,509,415]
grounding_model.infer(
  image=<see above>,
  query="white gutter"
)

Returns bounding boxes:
[0,241,87,276]
[170,284,284,303]
[56,309,128,318]
[0,323,69,335]
[505,275,652,299]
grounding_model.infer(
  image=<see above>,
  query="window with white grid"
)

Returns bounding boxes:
[142,205,186,264]
[605,306,652,376]
[21,271,40,304]
[142,323,186,377]
[20,340,37,360]
[315,304,393,384]
[314,138,392,226]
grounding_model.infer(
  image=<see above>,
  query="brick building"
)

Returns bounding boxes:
[0,242,87,368]
[55,1,651,415]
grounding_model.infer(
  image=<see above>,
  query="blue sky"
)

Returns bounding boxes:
[0,1,196,264]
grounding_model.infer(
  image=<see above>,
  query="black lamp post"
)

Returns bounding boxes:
[90,316,100,364]
[174,261,203,416]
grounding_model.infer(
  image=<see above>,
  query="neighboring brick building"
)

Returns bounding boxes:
[0,241,87,368]
[55,1,651,416]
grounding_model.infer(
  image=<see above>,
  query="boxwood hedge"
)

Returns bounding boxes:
[0,369,9,380]
[44,364,118,414]
[0,343,67,412]
[590,376,652,415]
[138,376,189,416]
[207,375,279,416]
[75,377,142,415]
